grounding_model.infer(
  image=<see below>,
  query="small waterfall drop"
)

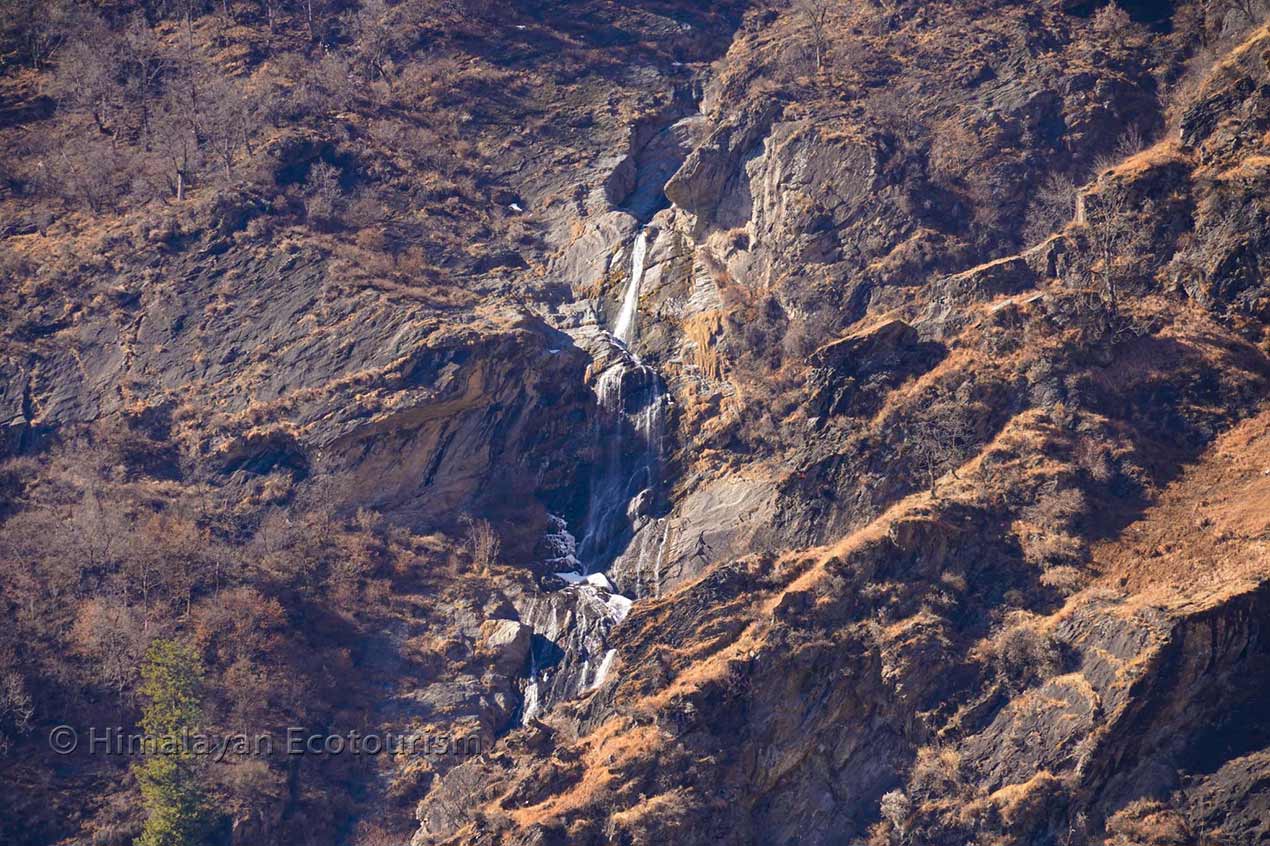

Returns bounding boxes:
[613,229,650,346]
[575,361,666,574]
[518,225,673,720]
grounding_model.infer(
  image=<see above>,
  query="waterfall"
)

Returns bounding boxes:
[653,519,670,598]
[576,362,665,573]
[612,229,651,346]
[518,227,672,719]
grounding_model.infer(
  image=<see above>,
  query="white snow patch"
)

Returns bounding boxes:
[585,572,617,591]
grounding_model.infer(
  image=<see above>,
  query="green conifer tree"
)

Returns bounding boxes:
[134,638,214,846]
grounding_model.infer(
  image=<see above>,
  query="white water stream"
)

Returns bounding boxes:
[612,229,650,346]
[520,226,671,721]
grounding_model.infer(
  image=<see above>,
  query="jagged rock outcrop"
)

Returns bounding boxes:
[409,12,1270,843]
[5,3,1270,846]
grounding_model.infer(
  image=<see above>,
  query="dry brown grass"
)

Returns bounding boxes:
[1091,407,1270,604]
[988,770,1062,830]
[683,310,726,381]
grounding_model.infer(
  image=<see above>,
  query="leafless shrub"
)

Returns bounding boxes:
[0,671,34,755]
[1023,172,1078,244]
[462,517,501,575]
[48,135,132,213]
[782,310,834,361]
[1073,437,1116,483]
[1020,529,1087,570]
[1094,125,1147,176]
[0,672,34,733]
[1092,2,1134,45]
[1040,565,1089,595]
[1105,799,1194,846]
[982,610,1061,688]
[909,745,963,800]
[1022,486,1087,534]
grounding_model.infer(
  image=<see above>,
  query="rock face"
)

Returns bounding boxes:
[808,319,941,418]
[404,8,1270,846]
[3,233,596,540]
[5,3,1270,846]
[480,620,532,676]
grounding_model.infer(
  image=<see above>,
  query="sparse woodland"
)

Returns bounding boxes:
[2,1,1270,845]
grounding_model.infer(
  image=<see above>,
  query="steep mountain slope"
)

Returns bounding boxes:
[1,1,1269,845]
[412,7,1270,845]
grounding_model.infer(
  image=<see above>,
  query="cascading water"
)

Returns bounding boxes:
[555,226,668,576]
[612,229,649,346]
[519,226,671,723]
[575,360,665,573]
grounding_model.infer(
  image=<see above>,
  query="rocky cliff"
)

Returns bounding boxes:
[2,1,1270,845]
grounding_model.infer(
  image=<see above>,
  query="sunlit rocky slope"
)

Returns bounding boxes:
[2,1,1269,845]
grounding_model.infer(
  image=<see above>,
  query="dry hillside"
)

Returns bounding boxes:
[2,1,1270,846]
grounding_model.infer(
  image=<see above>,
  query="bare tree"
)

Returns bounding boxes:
[202,70,251,178]
[301,0,334,41]
[462,517,501,575]
[53,134,129,212]
[1,0,76,69]
[794,0,833,73]
[1023,172,1077,244]
[155,62,205,201]
[903,390,980,497]
[258,0,279,37]
[68,487,128,571]
[140,514,207,617]
[120,15,167,150]
[353,0,402,86]
[1082,179,1135,313]
[48,32,119,138]
[71,597,147,699]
